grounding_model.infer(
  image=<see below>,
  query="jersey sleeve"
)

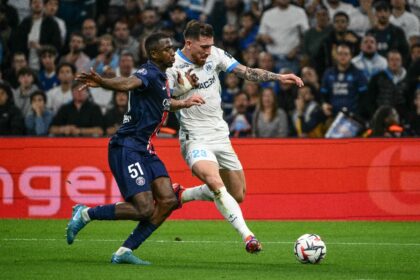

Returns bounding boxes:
[133,67,150,90]
[213,47,239,73]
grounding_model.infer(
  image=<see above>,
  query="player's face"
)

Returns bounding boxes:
[155,38,175,68]
[188,36,214,66]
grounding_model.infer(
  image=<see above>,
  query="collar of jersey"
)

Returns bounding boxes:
[176,49,193,64]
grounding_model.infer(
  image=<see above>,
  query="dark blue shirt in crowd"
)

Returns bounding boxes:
[112,61,171,153]
[320,64,368,116]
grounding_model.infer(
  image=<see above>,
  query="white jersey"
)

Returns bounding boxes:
[166,47,239,141]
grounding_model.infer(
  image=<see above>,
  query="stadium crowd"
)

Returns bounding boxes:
[0,0,419,138]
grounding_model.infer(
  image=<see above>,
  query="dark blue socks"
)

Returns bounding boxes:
[122,221,158,250]
[87,204,116,220]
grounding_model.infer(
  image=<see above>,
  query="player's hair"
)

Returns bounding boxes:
[183,20,214,40]
[144,32,170,58]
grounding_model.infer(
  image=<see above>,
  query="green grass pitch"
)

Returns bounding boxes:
[1,220,419,279]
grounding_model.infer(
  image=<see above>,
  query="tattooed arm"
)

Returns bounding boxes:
[232,64,304,87]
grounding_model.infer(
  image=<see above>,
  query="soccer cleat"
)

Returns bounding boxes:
[111,251,151,265]
[172,183,185,209]
[66,204,89,245]
[245,235,262,254]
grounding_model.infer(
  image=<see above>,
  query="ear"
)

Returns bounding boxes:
[185,40,192,49]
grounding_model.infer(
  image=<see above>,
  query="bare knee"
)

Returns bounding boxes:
[156,196,178,213]
[133,204,154,220]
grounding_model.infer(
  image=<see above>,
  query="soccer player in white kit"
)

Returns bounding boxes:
[167,20,304,253]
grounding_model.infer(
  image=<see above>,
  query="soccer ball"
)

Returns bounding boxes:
[294,234,327,264]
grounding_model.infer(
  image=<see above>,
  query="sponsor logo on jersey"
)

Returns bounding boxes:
[177,63,190,69]
[197,75,216,89]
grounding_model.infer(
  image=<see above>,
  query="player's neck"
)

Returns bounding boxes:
[181,47,194,63]
[150,60,166,72]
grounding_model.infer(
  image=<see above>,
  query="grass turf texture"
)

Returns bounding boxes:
[1,220,419,280]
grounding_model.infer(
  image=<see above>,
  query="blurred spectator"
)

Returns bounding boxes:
[178,0,215,21]
[363,50,408,121]
[241,42,261,68]
[164,5,188,48]
[367,1,409,65]
[0,1,19,65]
[351,34,387,81]
[60,31,90,73]
[316,11,360,77]
[38,45,59,92]
[56,0,95,38]
[242,80,260,113]
[0,82,25,135]
[406,89,420,136]
[369,105,403,137]
[302,6,332,68]
[252,87,288,137]
[238,11,259,51]
[221,72,241,116]
[390,0,420,46]
[12,67,39,117]
[208,0,244,40]
[347,0,375,37]
[49,81,104,137]
[46,62,75,114]
[257,0,309,73]
[3,52,28,88]
[12,0,61,71]
[323,0,357,19]
[104,90,128,136]
[226,92,253,137]
[278,68,298,116]
[301,66,321,99]
[292,84,326,137]
[25,90,53,135]
[115,51,136,78]
[89,34,119,75]
[217,24,241,60]
[81,18,99,59]
[257,51,280,94]
[113,19,139,64]
[407,0,420,19]
[8,0,30,24]
[405,43,420,108]
[44,0,66,45]
[320,43,368,117]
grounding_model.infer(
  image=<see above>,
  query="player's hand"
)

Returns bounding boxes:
[278,73,304,87]
[183,94,205,108]
[76,67,102,90]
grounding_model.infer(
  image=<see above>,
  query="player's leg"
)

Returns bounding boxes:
[191,160,260,253]
[219,169,246,203]
[112,157,177,265]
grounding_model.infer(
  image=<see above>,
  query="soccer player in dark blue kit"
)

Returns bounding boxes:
[66,32,204,265]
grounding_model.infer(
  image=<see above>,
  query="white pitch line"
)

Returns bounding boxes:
[2,238,420,247]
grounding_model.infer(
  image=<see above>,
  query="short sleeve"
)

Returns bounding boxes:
[213,47,239,73]
[133,67,150,89]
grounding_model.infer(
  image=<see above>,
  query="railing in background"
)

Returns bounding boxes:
[0,138,419,220]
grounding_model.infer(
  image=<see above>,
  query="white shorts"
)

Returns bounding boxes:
[180,138,243,170]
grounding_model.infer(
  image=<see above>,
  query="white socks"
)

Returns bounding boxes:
[81,208,91,223]
[213,187,253,241]
[181,184,214,203]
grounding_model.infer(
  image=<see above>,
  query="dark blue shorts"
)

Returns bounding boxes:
[108,143,169,201]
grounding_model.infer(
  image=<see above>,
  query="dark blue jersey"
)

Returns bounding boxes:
[111,61,171,153]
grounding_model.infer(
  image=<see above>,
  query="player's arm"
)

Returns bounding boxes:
[232,64,304,87]
[76,68,142,92]
[169,94,205,111]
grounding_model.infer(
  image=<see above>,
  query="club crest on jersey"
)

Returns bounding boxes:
[136,68,147,75]
[204,61,213,74]
[136,176,146,186]
[162,98,171,111]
